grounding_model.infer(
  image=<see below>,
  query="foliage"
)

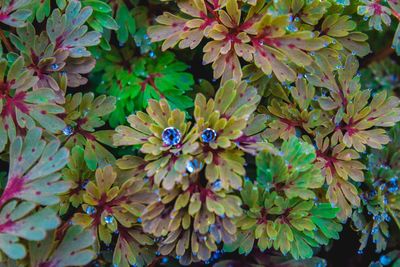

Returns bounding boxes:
[113,79,273,264]
[0,0,400,266]
[28,225,95,266]
[0,56,66,152]
[351,124,400,254]
[0,127,69,260]
[148,0,370,83]
[360,58,400,93]
[93,47,194,127]
[72,165,157,267]
[224,138,341,260]
[0,0,31,28]
[258,54,400,220]
[368,250,400,267]
[58,92,116,170]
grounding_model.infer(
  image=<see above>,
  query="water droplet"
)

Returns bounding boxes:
[212,180,222,191]
[336,0,349,5]
[62,125,74,136]
[149,51,156,58]
[51,63,59,71]
[286,24,298,32]
[186,159,203,173]
[104,215,114,224]
[373,215,381,222]
[86,206,96,215]
[137,217,142,223]
[357,249,364,255]
[380,255,392,266]
[387,177,399,193]
[162,127,182,146]
[161,257,169,263]
[201,128,217,143]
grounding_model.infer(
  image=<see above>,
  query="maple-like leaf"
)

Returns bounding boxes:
[0,0,31,27]
[29,225,96,267]
[93,49,194,127]
[114,98,199,190]
[59,92,116,170]
[142,186,239,264]
[11,23,96,96]
[0,201,60,260]
[72,165,157,266]
[0,57,66,152]
[59,146,94,215]
[358,0,392,31]
[256,137,324,200]
[46,1,101,58]
[148,0,326,83]
[0,127,69,207]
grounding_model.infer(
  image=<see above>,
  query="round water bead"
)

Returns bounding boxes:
[380,255,392,266]
[186,159,203,173]
[201,128,217,143]
[211,180,223,191]
[62,125,74,136]
[104,215,114,224]
[50,63,59,71]
[162,127,182,146]
[86,206,96,215]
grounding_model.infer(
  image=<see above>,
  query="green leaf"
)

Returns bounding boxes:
[29,225,95,266]
[0,201,60,259]
[0,127,69,207]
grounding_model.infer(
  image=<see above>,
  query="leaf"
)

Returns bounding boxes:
[46,1,101,57]
[0,201,60,259]
[0,0,31,27]
[29,225,95,267]
[0,127,69,207]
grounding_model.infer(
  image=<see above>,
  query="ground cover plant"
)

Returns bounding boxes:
[0,0,400,266]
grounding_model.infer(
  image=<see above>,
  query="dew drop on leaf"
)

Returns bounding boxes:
[62,125,74,136]
[162,127,181,146]
[86,206,96,215]
[104,215,114,224]
[201,128,217,143]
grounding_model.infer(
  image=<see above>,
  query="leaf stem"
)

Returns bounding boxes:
[0,29,14,53]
